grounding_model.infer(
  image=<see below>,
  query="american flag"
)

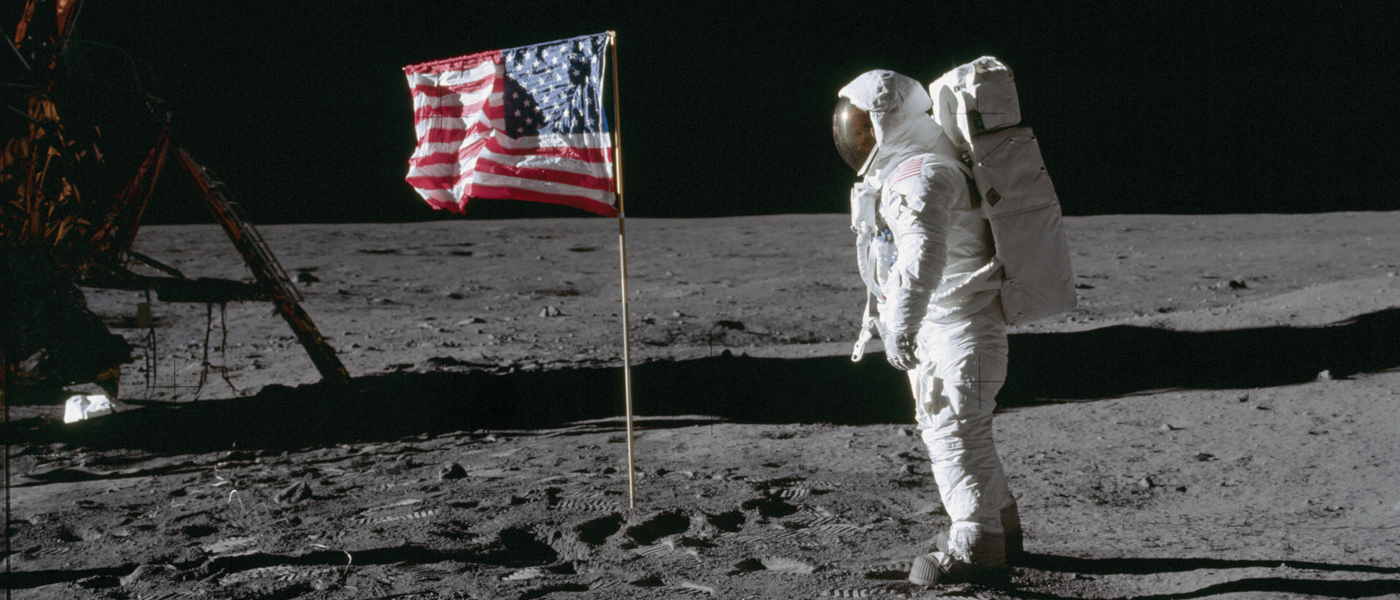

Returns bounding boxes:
[404,33,617,217]
[889,156,924,187]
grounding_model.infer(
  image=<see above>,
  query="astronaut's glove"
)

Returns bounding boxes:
[885,330,919,371]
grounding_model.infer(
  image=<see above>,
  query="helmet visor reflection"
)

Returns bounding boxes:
[832,97,876,171]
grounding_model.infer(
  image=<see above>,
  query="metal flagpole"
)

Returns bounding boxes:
[607,30,637,508]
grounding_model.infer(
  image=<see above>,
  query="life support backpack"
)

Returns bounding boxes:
[849,57,1076,362]
[928,56,1076,327]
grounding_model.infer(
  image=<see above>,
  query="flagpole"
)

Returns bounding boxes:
[607,30,637,509]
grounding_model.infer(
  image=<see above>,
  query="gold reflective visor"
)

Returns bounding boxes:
[832,97,876,172]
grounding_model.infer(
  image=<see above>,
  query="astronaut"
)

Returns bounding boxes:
[834,70,1021,584]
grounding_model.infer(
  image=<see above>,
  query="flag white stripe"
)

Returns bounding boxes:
[410,153,605,179]
[412,132,607,156]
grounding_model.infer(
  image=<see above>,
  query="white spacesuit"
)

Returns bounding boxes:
[835,70,1019,584]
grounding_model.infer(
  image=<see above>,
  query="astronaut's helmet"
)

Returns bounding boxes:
[832,96,876,172]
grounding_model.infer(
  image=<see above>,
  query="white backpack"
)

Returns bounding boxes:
[928,56,1076,327]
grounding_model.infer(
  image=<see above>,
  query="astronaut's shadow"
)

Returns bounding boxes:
[996,307,1400,407]
[1017,554,1400,599]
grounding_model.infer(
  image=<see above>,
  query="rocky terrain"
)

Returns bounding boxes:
[4,212,1399,599]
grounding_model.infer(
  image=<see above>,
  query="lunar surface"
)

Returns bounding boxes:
[4,212,1399,599]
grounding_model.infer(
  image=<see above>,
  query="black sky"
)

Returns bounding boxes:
[60,1,1400,224]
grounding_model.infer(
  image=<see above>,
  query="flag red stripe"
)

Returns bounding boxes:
[404,175,459,191]
[469,184,618,217]
[423,128,471,144]
[417,122,492,147]
[420,194,464,214]
[484,136,613,163]
[404,177,618,217]
[413,104,465,120]
[482,102,504,121]
[408,159,614,194]
[413,95,490,122]
[408,137,488,168]
[403,50,501,75]
[414,98,492,126]
[474,158,613,192]
[409,78,493,98]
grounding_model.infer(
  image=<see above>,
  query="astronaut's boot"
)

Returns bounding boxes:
[909,526,1007,585]
[934,504,1020,560]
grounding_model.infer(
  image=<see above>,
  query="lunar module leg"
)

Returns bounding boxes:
[170,146,350,387]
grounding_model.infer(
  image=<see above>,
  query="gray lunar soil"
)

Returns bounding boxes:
[3,212,1399,599]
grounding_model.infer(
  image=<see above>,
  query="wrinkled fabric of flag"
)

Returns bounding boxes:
[404,33,617,217]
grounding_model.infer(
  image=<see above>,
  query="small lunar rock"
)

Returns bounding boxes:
[120,564,177,587]
[630,575,665,587]
[274,481,313,505]
[731,558,765,573]
[1317,370,1332,381]
[1228,279,1248,289]
[540,306,561,317]
[295,272,320,283]
[914,502,942,515]
[1138,476,1155,489]
[437,462,468,481]
[458,317,486,325]
[77,575,120,589]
